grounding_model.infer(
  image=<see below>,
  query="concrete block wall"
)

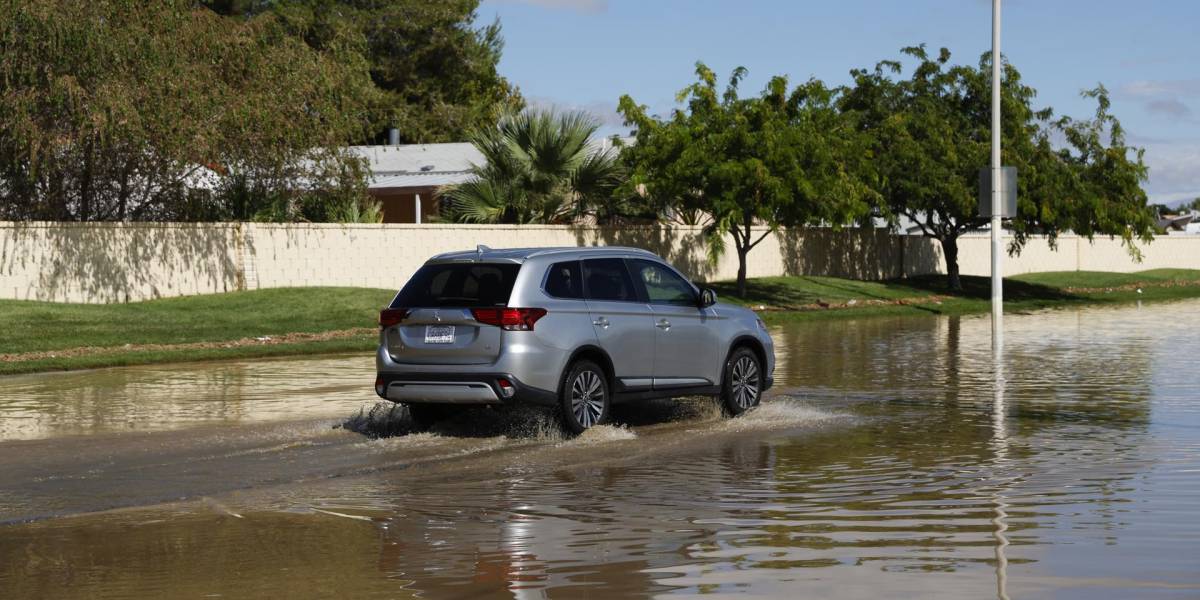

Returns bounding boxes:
[243,224,778,291]
[0,222,242,303]
[952,234,1200,276]
[2,221,1198,304]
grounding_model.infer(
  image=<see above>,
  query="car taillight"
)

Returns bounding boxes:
[379,308,409,328]
[471,308,547,331]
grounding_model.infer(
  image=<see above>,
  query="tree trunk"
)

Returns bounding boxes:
[80,138,94,221]
[736,244,749,298]
[941,235,962,291]
[735,209,757,298]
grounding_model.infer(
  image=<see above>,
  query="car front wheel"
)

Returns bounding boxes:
[559,360,610,434]
[720,347,762,416]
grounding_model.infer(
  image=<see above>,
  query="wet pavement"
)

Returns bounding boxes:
[1,300,1199,598]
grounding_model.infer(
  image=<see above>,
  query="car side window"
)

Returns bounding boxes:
[628,259,696,306]
[544,260,583,299]
[582,258,637,302]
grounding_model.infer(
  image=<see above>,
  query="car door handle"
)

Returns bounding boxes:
[592,317,610,328]
[655,319,671,330]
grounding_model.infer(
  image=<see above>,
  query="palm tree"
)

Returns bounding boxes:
[442,110,625,224]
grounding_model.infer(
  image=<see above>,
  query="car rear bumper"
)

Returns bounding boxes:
[375,371,558,407]
[385,381,501,404]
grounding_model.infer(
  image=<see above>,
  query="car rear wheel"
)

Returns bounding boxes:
[720,347,762,416]
[559,360,610,434]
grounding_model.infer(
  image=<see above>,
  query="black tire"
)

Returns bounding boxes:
[558,360,610,434]
[406,403,453,430]
[720,347,762,416]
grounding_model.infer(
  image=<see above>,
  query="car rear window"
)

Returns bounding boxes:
[391,263,521,308]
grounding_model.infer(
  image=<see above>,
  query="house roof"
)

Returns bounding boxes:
[1158,213,1196,230]
[346,143,482,190]
[371,172,474,189]
[347,143,483,175]
[350,137,632,191]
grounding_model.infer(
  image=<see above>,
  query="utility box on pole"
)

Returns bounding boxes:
[979,166,1017,219]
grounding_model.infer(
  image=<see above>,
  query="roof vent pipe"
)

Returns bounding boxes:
[387,128,399,146]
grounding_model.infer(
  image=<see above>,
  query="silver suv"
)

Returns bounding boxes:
[374,246,775,433]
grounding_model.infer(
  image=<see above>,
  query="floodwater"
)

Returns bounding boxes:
[1,300,1199,599]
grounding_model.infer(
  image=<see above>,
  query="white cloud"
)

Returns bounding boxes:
[526,97,629,133]
[1146,98,1191,118]
[1119,79,1200,121]
[1139,139,1200,204]
[1120,79,1200,98]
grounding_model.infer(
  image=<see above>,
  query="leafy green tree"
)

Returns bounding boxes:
[206,0,523,144]
[442,110,624,224]
[841,46,1154,290]
[1042,85,1156,252]
[619,64,875,297]
[0,0,373,222]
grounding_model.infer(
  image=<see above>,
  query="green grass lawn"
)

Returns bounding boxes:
[0,287,394,374]
[3,270,1199,375]
[711,269,1200,322]
[0,287,394,354]
[1012,268,1200,289]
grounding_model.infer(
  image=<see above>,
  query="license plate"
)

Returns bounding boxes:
[424,325,455,344]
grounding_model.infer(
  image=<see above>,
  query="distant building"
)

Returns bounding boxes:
[350,136,631,224]
[1158,211,1199,235]
[347,143,482,223]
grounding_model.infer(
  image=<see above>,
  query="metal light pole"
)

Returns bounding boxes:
[990,0,1004,351]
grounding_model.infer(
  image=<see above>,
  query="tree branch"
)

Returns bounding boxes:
[903,208,936,238]
[747,225,775,250]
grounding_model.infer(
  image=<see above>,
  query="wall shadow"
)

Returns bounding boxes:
[568,225,718,281]
[778,229,943,280]
[0,222,239,303]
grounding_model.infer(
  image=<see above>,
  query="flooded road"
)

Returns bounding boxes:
[2,300,1199,598]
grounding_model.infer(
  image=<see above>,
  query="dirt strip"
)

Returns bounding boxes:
[0,328,377,364]
[753,295,953,313]
[1061,279,1200,293]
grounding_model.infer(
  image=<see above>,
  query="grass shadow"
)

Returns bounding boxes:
[900,274,1081,302]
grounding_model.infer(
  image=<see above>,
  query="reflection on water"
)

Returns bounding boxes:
[0,355,376,440]
[2,300,1199,598]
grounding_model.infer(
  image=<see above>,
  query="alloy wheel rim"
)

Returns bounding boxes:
[571,370,605,428]
[732,356,760,410]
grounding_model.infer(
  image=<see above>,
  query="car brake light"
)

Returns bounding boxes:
[471,308,547,331]
[379,308,409,328]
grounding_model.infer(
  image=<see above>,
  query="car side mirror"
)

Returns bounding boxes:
[699,288,717,308]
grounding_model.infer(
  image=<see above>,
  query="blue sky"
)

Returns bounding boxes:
[478,0,1200,205]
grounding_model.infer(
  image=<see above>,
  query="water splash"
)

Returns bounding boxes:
[716,397,840,432]
[562,423,637,445]
[339,402,414,438]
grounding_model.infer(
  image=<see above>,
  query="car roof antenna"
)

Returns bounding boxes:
[476,244,491,255]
